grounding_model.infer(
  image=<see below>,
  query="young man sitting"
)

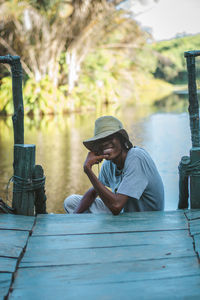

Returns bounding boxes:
[64,116,164,215]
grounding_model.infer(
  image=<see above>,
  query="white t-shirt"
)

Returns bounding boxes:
[98,147,164,212]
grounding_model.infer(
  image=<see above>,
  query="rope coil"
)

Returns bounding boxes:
[178,156,200,209]
[7,175,45,194]
[179,157,200,177]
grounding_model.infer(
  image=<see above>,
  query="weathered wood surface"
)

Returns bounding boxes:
[0,273,12,300]
[0,230,29,257]
[33,211,188,236]
[0,214,35,230]
[1,210,200,299]
[9,275,200,300]
[12,144,35,216]
[185,209,200,259]
[0,215,34,300]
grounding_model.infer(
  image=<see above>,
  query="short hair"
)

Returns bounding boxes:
[114,133,133,151]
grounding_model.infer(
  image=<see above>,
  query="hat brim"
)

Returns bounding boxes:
[83,129,129,151]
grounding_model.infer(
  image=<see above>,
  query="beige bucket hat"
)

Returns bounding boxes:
[83,116,132,151]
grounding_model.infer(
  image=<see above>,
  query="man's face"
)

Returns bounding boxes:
[95,135,123,161]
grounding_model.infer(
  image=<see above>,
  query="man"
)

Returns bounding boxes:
[64,116,164,215]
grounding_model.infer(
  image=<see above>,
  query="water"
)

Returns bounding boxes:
[0,94,191,213]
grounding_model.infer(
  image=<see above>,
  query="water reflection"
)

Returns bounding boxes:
[0,94,190,213]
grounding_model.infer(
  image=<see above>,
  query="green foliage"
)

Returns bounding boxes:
[152,34,200,83]
[71,49,120,113]
[0,76,69,115]
[23,77,68,115]
[72,47,172,110]
[0,0,175,115]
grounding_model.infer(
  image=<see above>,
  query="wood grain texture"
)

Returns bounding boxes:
[0,230,29,257]
[12,256,200,287]
[185,209,200,220]
[188,218,200,236]
[0,214,35,230]
[0,273,12,300]
[26,230,191,250]
[9,275,200,300]
[0,257,18,273]
[2,210,200,300]
[12,144,35,216]
[33,211,187,236]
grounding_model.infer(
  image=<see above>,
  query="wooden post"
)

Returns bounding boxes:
[184,51,200,208]
[0,55,36,215]
[190,148,200,208]
[12,144,35,216]
[178,156,190,209]
[0,55,24,144]
[33,165,47,214]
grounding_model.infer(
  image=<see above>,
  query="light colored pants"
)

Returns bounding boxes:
[64,194,112,214]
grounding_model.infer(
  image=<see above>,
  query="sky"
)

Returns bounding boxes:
[131,0,200,41]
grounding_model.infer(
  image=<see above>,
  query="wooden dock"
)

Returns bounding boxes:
[1,210,200,299]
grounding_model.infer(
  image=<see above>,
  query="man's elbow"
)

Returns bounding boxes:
[110,203,122,215]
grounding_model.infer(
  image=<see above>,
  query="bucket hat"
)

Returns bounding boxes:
[83,116,132,151]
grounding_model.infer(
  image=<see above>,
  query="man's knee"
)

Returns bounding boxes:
[64,194,81,213]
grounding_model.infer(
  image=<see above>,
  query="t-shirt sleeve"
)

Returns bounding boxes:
[98,161,110,187]
[117,156,148,200]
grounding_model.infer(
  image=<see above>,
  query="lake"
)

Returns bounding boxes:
[0,93,191,213]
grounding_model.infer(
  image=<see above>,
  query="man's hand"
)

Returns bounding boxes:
[83,152,108,172]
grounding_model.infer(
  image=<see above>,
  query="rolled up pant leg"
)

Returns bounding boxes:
[64,194,112,214]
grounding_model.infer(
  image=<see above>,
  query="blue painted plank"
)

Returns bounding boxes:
[0,273,12,300]
[194,235,200,257]
[0,257,18,272]
[9,275,200,300]
[26,230,191,251]
[188,218,200,236]
[0,215,35,231]
[37,210,185,221]
[185,209,200,221]
[0,230,29,258]
[13,256,200,287]
[33,212,187,235]
[20,241,195,268]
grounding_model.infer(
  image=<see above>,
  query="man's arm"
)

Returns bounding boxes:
[84,152,128,215]
[74,187,97,213]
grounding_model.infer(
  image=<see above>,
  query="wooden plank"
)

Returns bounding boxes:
[188,218,200,236]
[0,215,35,231]
[194,234,200,257]
[0,257,18,273]
[0,273,12,300]
[33,212,188,236]
[13,256,200,287]
[185,209,200,220]
[0,230,29,258]
[9,274,200,300]
[26,230,191,251]
[37,210,186,221]
[20,241,195,268]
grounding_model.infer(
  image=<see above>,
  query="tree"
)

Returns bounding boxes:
[0,1,128,86]
[0,0,156,114]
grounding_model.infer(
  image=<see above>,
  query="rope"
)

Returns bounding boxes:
[179,157,200,177]
[6,175,45,197]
